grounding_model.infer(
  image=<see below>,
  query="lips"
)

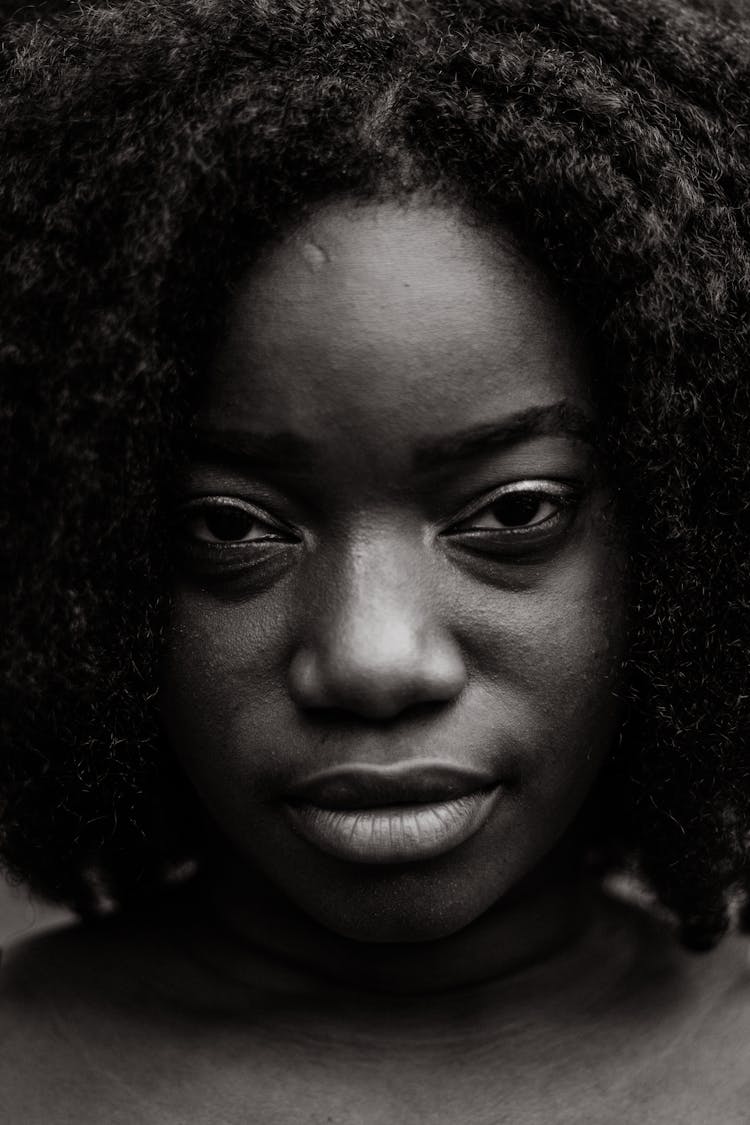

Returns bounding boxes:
[283,762,501,865]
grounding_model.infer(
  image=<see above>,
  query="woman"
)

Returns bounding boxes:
[1,0,749,1120]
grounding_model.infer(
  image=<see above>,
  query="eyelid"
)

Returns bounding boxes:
[444,478,579,532]
[176,494,299,538]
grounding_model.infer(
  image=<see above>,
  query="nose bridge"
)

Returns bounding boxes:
[288,525,466,718]
[335,531,423,657]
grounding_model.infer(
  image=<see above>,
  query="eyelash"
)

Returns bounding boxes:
[444,479,580,545]
[174,479,581,565]
[175,496,297,554]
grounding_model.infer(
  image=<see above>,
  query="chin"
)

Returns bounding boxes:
[287,864,509,945]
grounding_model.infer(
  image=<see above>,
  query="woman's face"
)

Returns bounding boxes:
[161,198,626,943]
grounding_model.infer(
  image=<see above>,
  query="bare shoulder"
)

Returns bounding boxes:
[0,906,288,1125]
[0,912,160,1010]
[0,918,104,1032]
[625,914,750,1123]
[1,900,748,1125]
[685,929,750,1070]
[0,916,204,1125]
[0,924,109,1124]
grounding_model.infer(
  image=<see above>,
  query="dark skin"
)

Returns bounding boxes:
[1,198,748,1124]
[161,197,626,977]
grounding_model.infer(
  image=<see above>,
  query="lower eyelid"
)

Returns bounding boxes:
[442,502,581,557]
[183,528,291,549]
[450,511,565,537]
[193,535,279,547]
[469,501,561,532]
[174,535,298,578]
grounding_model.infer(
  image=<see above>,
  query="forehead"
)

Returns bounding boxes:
[203,198,591,449]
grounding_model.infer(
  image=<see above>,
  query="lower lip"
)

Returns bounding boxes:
[284,787,500,865]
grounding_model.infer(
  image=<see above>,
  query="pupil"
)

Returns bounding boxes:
[493,493,542,527]
[204,508,254,541]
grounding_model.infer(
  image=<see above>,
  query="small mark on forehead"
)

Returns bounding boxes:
[300,239,330,270]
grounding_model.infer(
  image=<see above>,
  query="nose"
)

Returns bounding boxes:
[288,536,467,721]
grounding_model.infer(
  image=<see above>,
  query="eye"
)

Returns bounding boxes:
[457,488,563,531]
[445,480,580,553]
[177,497,292,546]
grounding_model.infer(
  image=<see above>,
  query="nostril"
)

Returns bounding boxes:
[296,698,459,732]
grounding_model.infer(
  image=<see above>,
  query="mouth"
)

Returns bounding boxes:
[283,762,501,865]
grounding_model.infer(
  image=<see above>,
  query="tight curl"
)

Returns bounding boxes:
[2,0,750,948]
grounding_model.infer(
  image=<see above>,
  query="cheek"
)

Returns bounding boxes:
[159,584,291,786]
[523,577,625,727]
[458,563,626,878]
[465,533,627,779]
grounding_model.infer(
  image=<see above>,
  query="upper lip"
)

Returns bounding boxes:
[284,761,499,810]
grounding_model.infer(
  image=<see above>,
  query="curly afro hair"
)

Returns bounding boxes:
[2,0,750,948]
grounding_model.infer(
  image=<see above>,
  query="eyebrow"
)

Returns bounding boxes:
[190,400,596,474]
[413,401,597,470]
[190,429,316,471]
